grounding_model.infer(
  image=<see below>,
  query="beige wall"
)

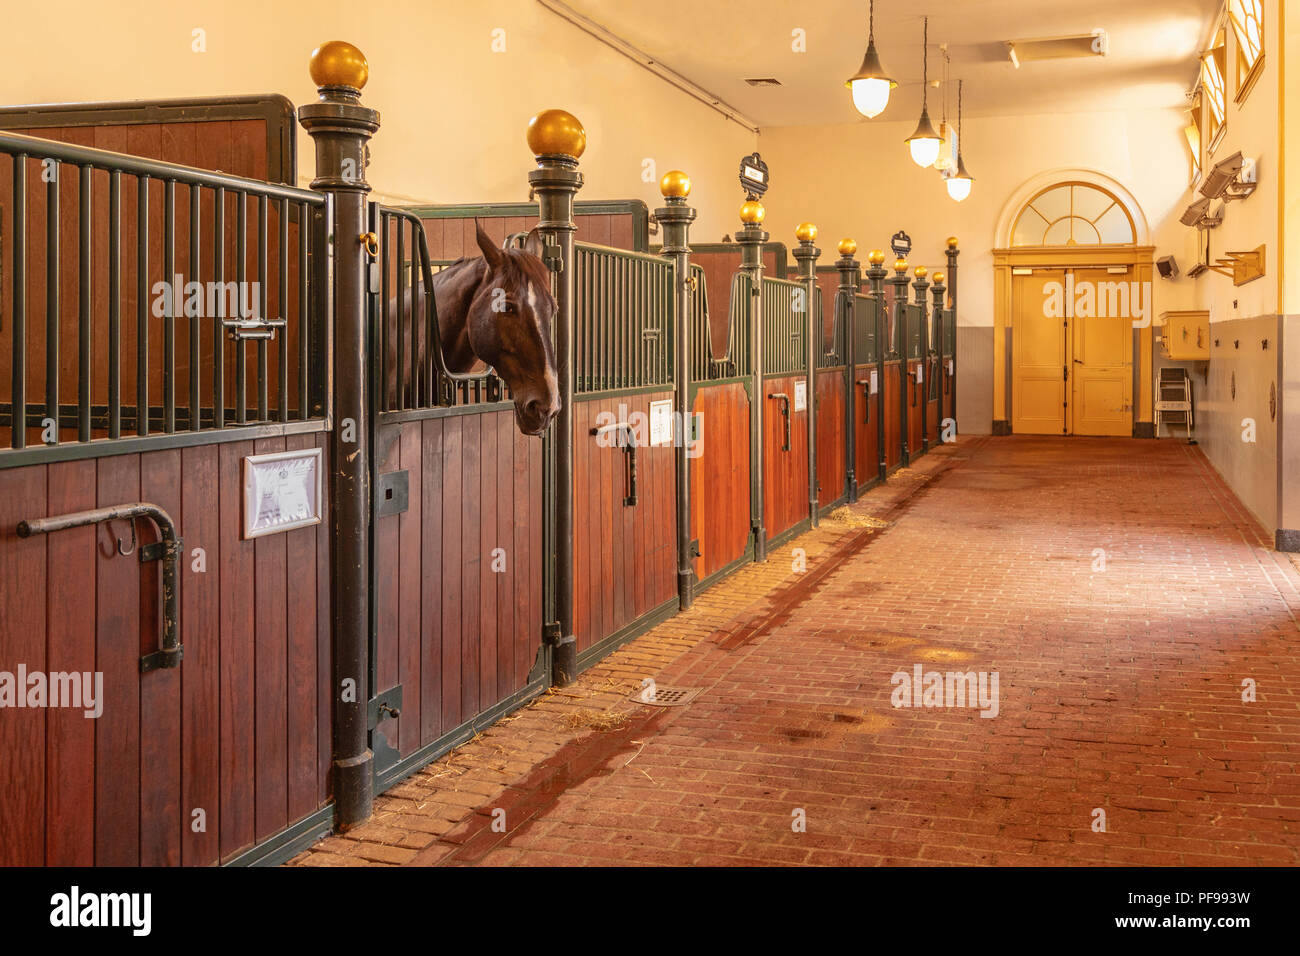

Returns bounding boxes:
[0,0,757,241]
[760,105,1196,433]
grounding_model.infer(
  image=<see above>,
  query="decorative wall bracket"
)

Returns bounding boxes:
[1207,244,1265,286]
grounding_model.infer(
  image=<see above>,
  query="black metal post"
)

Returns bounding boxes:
[866,251,888,482]
[652,171,696,611]
[527,110,584,685]
[931,272,947,441]
[835,241,860,501]
[736,202,768,561]
[793,226,820,526]
[945,236,960,429]
[913,267,930,454]
[890,259,911,466]
[298,41,380,832]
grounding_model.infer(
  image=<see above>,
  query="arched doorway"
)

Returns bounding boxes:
[992,172,1155,437]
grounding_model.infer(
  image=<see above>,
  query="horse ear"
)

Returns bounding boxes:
[474,220,506,269]
[522,227,545,261]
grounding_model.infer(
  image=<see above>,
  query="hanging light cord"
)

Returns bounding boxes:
[868,0,875,42]
[957,79,963,144]
[921,18,929,110]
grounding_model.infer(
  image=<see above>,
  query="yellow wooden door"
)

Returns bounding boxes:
[1011,270,1067,434]
[1070,268,1133,436]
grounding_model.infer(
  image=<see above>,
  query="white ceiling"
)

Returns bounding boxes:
[548,0,1222,127]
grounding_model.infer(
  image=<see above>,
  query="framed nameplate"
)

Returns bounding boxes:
[242,448,323,539]
[649,399,673,446]
[793,381,807,412]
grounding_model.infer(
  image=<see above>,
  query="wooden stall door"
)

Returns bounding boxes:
[690,383,751,585]
[762,374,810,543]
[853,364,880,489]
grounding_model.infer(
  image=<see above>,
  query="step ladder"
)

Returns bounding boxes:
[1154,367,1195,441]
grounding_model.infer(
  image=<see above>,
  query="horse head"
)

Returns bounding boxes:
[468,222,560,435]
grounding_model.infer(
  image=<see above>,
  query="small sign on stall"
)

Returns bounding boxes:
[649,399,673,446]
[243,448,323,539]
[793,381,807,412]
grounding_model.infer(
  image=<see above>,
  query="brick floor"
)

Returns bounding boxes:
[288,436,1300,867]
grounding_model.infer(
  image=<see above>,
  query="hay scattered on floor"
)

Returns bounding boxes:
[559,708,632,732]
[825,507,890,530]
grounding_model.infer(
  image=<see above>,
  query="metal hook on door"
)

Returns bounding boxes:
[115,518,137,556]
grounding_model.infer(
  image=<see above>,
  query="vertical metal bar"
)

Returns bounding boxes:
[46,162,59,437]
[189,183,201,430]
[163,179,176,434]
[299,201,309,420]
[395,216,405,410]
[235,191,247,424]
[78,165,91,442]
[380,210,389,411]
[108,171,121,439]
[212,186,225,429]
[408,219,418,407]
[137,175,149,436]
[11,154,26,449]
[257,193,269,422]
[278,197,289,422]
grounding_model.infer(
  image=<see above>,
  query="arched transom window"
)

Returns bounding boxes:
[1011,182,1137,247]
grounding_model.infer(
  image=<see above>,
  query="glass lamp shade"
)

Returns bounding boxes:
[946,154,973,202]
[846,40,896,119]
[905,107,941,167]
[851,77,893,119]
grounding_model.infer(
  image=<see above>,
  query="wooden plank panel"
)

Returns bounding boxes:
[284,432,320,822]
[528,433,541,676]
[139,448,183,865]
[460,415,481,722]
[252,436,288,842]
[421,418,444,745]
[95,453,140,865]
[513,425,533,684]
[0,465,47,866]
[374,426,401,754]
[44,460,95,865]
[495,411,515,699]
[218,440,255,858]
[478,413,498,712]
[440,417,463,729]
[398,421,422,755]
[181,443,220,865]
[573,399,589,648]
[315,432,332,803]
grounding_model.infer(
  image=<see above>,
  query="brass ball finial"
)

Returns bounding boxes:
[795,222,818,242]
[894,258,909,273]
[868,249,886,265]
[838,238,857,257]
[526,110,587,159]
[660,170,691,199]
[914,265,928,278]
[739,200,766,224]
[309,41,369,90]
[933,272,945,285]
[947,236,959,249]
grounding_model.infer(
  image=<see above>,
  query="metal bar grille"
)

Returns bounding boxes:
[818,287,846,369]
[0,131,325,456]
[574,242,673,395]
[854,294,879,364]
[760,276,807,377]
[906,304,924,360]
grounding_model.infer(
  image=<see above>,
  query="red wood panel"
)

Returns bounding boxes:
[45,460,95,865]
[883,361,902,469]
[690,383,750,581]
[439,416,463,731]
[460,415,481,720]
[420,417,445,744]
[398,420,423,756]
[374,426,401,754]
[907,360,924,455]
[140,448,183,866]
[573,392,676,653]
[761,375,809,542]
[816,369,846,508]
[0,464,47,865]
[252,436,289,843]
[284,433,320,823]
[853,364,880,489]
[219,440,255,858]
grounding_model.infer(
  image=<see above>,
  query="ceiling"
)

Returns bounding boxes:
[544,0,1222,128]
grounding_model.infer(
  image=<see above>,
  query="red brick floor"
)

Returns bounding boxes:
[291,436,1300,867]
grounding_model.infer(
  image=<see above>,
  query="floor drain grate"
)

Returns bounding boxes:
[633,685,701,707]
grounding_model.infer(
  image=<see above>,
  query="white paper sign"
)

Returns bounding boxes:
[649,399,673,446]
[793,381,807,412]
[947,359,954,374]
[243,448,323,539]
[915,364,924,384]
[869,369,878,395]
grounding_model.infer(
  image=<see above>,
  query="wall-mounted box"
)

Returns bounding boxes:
[1158,310,1210,361]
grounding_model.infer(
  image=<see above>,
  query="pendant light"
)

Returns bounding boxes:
[946,80,974,201]
[846,0,896,119]
[904,17,941,167]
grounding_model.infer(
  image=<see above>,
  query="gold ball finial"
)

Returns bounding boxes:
[739,200,766,224]
[660,170,691,199]
[310,41,369,90]
[894,258,909,273]
[526,110,587,159]
[868,249,886,265]
[837,238,857,257]
[795,222,818,242]
[947,236,959,249]
[933,272,945,284]
[914,265,928,278]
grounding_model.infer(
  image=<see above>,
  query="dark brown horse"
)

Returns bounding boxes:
[387,221,559,435]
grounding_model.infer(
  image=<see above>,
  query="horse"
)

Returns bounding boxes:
[385,220,560,436]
